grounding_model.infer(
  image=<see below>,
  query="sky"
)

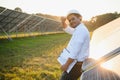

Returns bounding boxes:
[0,0,120,20]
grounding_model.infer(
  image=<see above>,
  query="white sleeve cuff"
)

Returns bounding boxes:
[63,26,75,35]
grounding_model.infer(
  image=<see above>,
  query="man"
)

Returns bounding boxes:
[60,9,90,80]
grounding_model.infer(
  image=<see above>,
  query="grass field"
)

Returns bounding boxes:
[0,32,92,80]
[0,33,71,80]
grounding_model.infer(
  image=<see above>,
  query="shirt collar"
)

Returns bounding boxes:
[75,23,83,30]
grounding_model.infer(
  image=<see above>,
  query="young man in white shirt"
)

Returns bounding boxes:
[60,9,90,80]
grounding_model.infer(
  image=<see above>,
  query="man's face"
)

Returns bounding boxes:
[67,14,81,28]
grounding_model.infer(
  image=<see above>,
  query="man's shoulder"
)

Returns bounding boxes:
[75,23,86,32]
[74,23,89,37]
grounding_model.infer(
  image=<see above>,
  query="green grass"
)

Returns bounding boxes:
[0,33,71,80]
[0,32,92,80]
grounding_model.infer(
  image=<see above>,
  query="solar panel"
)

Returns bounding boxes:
[81,17,120,80]
[102,53,120,76]
[9,11,20,18]
[81,63,120,80]
[16,15,44,32]
[0,8,29,33]
[0,15,5,21]
[82,47,120,71]
[90,17,120,59]
[1,9,13,16]
[17,13,29,19]
[37,19,61,32]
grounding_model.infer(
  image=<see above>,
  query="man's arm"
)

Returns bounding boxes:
[61,17,67,28]
[61,17,75,35]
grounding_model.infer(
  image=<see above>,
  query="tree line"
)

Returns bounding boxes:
[83,12,120,31]
[14,7,120,32]
[35,12,120,32]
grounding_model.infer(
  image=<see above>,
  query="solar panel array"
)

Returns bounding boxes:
[0,6,62,39]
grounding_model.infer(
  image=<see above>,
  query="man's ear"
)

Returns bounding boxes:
[79,16,82,21]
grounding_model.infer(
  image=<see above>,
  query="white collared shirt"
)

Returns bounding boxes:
[64,23,90,62]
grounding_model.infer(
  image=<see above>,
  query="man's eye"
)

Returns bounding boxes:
[69,18,75,22]
[72,18,75,20]
[69,20,71,22]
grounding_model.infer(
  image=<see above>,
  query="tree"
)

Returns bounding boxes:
[14,7,22,12]
[83,12,120,31]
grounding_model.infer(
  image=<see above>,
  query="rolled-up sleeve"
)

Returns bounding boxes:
[63,26,75,35]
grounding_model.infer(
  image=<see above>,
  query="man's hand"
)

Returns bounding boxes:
[61,64,69,71]
[61,17,66,23]
[60,58,74,71]
[60,16,67,28]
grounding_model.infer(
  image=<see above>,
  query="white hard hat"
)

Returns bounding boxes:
[67,9,81,17]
